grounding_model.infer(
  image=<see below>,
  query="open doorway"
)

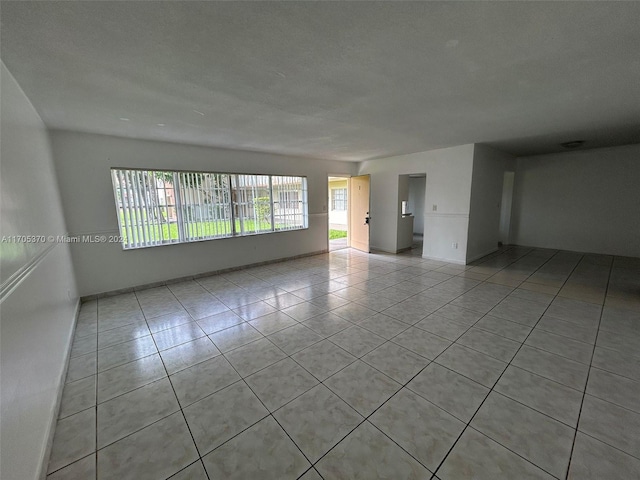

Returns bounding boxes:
[328,176,349,251]
[398,173,426,256]
[408,174,426,253]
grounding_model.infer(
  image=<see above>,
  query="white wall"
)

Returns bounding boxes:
[511,144,640,257]
[50,130,356,296]
[408,176,426,234]
[466,144,516,262]
[358,145,475,263]
[0,63,79,480]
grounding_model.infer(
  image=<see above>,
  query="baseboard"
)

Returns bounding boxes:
[466,247,499,264]
[81,249,329,301]
[369,245,395,254]
[37,297,82,480]
[421,254,466,265]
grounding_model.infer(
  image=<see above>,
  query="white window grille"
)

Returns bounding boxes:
[231,174,272,235]
[111,168,308,249]
[331,188,347,211]
[272,175,308,231]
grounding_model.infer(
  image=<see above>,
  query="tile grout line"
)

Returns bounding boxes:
[430,249,585,479]
[134,288,213,480]
[60,249,518,462]
[149,282,276,479]
[207,337,320,472]
[563,256,613,480]
[229,253,489,475]
[239,259,481,394]
[428,249,563,475]
[263,247,539,475]
[46,246,533,477]
[93,299,99,480]
[294,246,547,476]
[51,249,458,477]
[351,248,550,476]
[59,247,626,479]
[171,272,329,473]
[284,247,547,476]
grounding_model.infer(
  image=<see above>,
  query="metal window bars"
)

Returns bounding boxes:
[111,168,308,249]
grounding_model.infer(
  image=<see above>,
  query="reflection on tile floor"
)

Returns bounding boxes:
[48,246,640,479]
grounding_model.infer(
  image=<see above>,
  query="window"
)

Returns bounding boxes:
[272,176,306,229]
[111,168,308,249]
[331,188,347,211]
[278,190,299,209]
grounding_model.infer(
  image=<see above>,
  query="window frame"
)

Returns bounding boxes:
[331,187,347,211]
[111,167,309,250]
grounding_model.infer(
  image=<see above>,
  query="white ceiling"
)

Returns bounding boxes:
[1,1,639,161]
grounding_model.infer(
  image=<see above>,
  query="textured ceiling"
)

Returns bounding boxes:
[1,1,639,161]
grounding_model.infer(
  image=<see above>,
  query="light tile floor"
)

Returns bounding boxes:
[48,246,640,479]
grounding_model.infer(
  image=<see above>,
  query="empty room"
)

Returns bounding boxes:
[2,2,640,480]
